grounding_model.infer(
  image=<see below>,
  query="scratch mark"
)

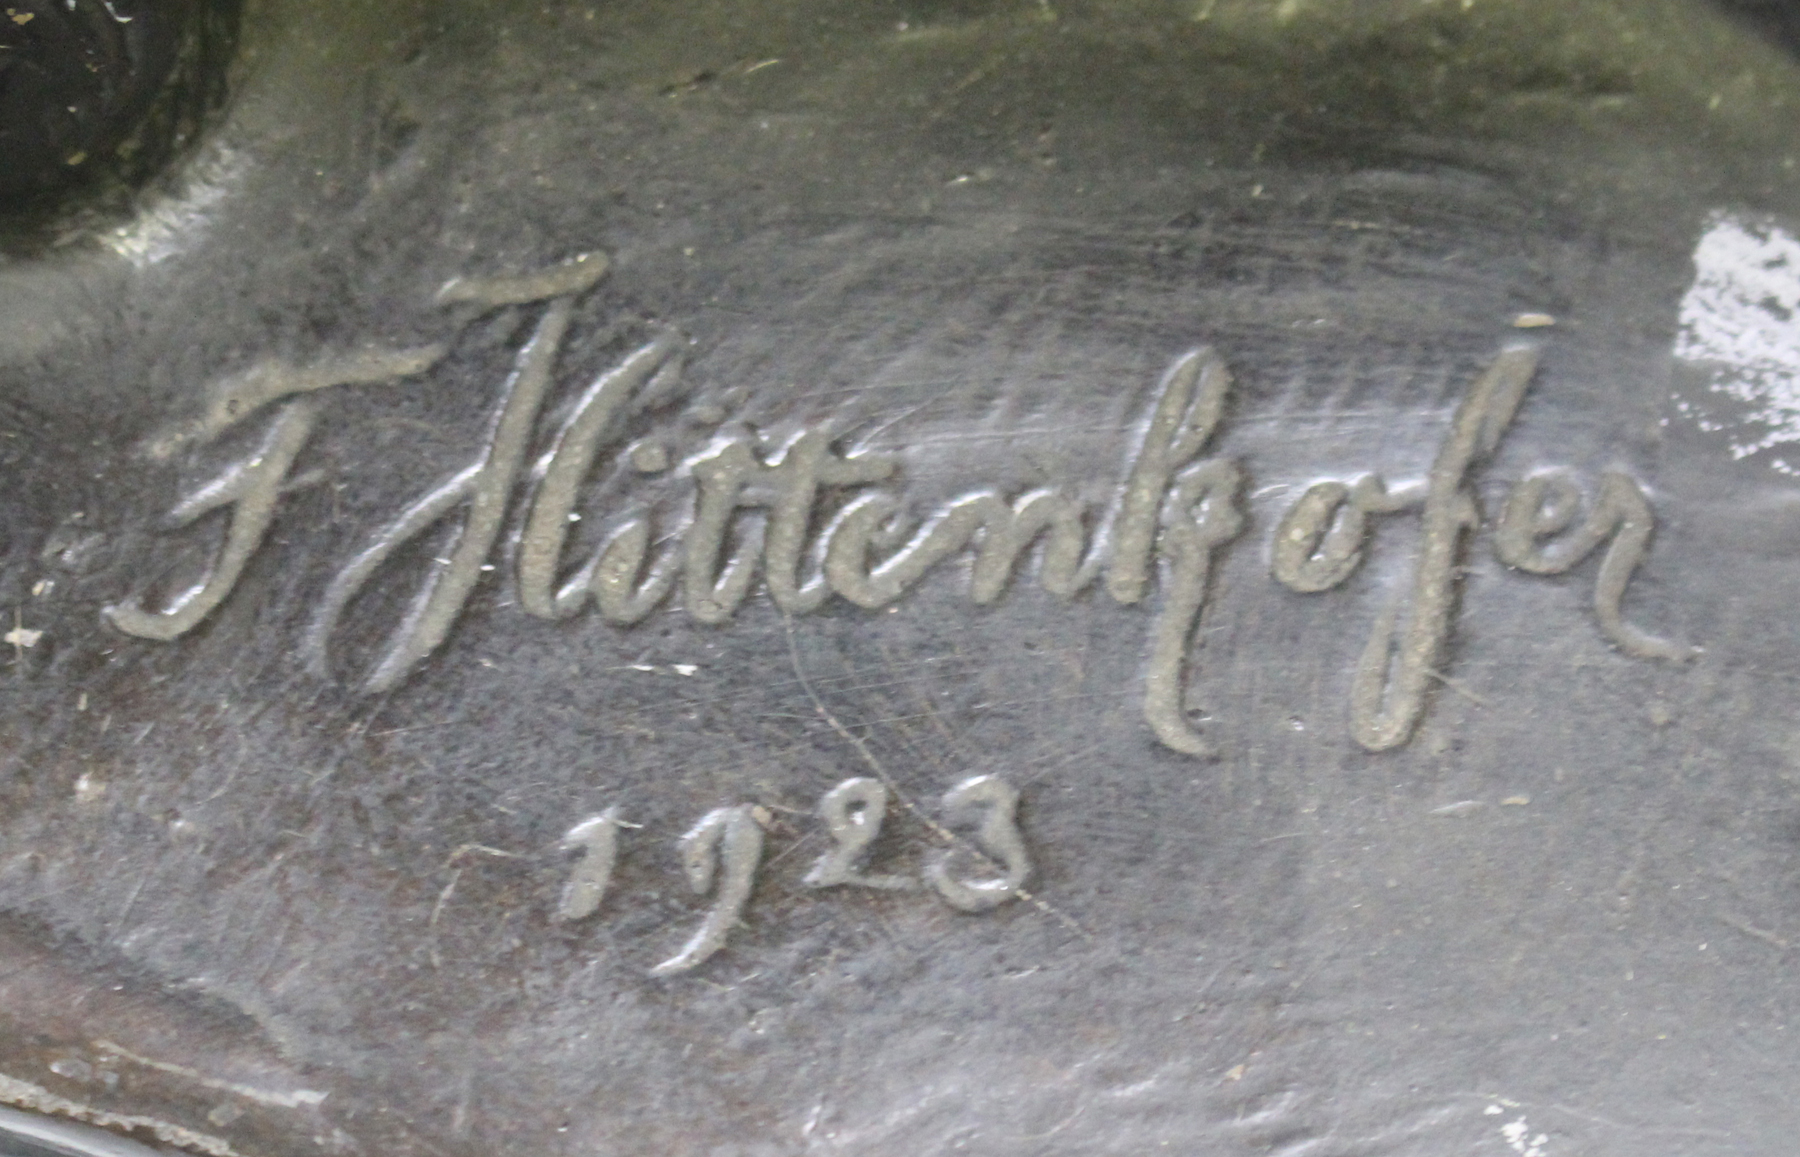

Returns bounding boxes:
[1716,912,1789,950]
[782,615,1089,939]
[92,1042,327,1109]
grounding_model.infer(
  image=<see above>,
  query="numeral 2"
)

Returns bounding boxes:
[803,777,911,890]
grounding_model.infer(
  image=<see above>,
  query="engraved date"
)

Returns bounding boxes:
[563,776,1031,976]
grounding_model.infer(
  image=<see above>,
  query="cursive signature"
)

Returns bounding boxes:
[105,254,1693,754]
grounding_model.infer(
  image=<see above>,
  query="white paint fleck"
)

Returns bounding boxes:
[671,663,698,677]
[1674,214,1800,471]
[3,626,42,649]
[1497,1115,1555,1157]
[1499,1114,1547,1157]
[46,1058,91,1083]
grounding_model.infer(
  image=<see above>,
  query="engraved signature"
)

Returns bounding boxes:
[105,254,1694,754]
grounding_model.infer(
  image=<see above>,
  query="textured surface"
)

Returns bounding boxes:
[2,2,1800,1155]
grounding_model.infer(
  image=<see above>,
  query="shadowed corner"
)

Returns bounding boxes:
[0,0,243,250]
[1712,0,1800,58]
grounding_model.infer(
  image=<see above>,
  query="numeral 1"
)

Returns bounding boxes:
[553,808,623,922]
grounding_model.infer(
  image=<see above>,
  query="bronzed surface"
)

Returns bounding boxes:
[2,2,1800,1155]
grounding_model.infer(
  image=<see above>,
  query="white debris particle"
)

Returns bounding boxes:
[1674,214,1800,471]
[671,663,698,677]
[47,1057,91,1083]
[1500,1115,1547,1157]
[4,626,42,649]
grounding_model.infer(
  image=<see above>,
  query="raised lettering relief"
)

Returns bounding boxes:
[1271,344,1693,749]
[517,329,687,623]
[1349,344,1542,752]
[303,256,611,692]
[104,399,323,641]
[650,804,766,977]
[559,777,1033,974]
[106,252,1694,755]
[554,809,625,923]
[803,777,911,891]
[1492,470,1696,662]
[926,776,1032,913]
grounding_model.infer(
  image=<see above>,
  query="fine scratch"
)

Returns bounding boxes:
[429,845,524,966]
[92,1041,327,1110]
[1716,912,1789,950]
[782,615,1089,939]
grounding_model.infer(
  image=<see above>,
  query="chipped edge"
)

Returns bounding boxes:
[0,1071,240,1157]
